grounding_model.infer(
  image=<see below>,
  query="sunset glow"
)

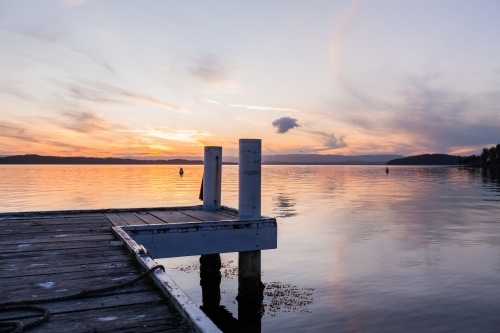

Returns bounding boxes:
[1,1,499,158]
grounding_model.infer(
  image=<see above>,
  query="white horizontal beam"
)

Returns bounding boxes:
[121,219,277,258]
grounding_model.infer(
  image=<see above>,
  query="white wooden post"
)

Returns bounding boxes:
[238,139,261,220]
[203,146,222,211]
[238,139,263,306]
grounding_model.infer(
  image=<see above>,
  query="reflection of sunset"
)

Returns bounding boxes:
[2,165,500,331]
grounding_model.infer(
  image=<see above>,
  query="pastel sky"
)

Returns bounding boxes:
[1,0,499,158]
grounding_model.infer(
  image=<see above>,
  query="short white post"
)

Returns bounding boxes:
[203,146,222,211]
[200,147,223,315]
[238,139,263,324]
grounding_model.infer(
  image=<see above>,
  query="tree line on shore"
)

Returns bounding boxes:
[458,144,500,166]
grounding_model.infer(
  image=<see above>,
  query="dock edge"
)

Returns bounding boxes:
[112,226,222,333]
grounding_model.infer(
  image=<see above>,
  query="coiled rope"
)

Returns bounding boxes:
[0,265,165,333]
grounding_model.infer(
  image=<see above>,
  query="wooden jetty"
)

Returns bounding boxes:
[0,140,278,333]
[0,207,232,332]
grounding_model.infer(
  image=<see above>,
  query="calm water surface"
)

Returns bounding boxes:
[1,165,500,332]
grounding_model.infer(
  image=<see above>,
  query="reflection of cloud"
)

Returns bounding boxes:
[272,193,297,218]
[272,117,299,134]
[190,55,230,84]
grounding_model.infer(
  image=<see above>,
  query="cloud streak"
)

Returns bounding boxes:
[190,55,230,84]
[200,98,301,112]
[66,80,181,112]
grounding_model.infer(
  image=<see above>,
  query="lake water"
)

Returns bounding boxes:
[1,165,500,332]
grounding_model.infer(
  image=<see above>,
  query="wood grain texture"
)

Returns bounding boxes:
[1,210,192,333]
[149,210,198,223]
[133,212,167,225]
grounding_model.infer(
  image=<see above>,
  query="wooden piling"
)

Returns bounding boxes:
[203,146,222,211]
[237,139,264,328]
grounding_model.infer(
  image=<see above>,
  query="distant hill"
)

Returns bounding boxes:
[259,154,404,165]
[386,154,462,165]
[0,154,212,165]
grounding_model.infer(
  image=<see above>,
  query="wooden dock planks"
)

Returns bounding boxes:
[0,210,195,333]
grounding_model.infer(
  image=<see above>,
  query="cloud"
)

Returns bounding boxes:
[200,98,301,112]
[0,123,39,143]
[268,37,328,48]
[272,117,300,134]
[306,130,347,150]
[58,0,88,6]
[0,82,35,102]
[340,73,500,154]
[115,129,213,145]
[61,111,109,133]
[190,55,230,84]
[66,80,181,112]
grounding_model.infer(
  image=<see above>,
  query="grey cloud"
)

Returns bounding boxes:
[0,123,39,143]
[272,117,299,134]
[0,82,35,102]
[342,73,500,154]
[11,16,72,43]
[61,111,109,133]
[190,55,229,84]
[306,130,347,150]
[64,80,180,112]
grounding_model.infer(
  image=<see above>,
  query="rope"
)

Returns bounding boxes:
[0,265,164,333]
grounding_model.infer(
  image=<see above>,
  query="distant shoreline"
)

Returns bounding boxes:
[0,154,398,165]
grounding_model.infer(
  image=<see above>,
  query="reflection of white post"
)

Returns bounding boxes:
[238,139,262,286]
[203,146,222,211]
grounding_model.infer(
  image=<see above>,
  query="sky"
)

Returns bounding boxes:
[1,0,499,158]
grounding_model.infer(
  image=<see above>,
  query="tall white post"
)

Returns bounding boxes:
[238,139,263,326]
[238,139,261,220]
[203,146,222,211]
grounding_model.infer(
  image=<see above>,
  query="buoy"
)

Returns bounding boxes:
[386,167,389,173]
[179,167,184,176]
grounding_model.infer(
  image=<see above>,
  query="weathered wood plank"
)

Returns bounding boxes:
[2,300,189,333]
[0,290,164,320]
[3,265,138,287]
[105,213,127,226]
[1,259,135,279]
[0,233,115,246]
[180,209,230,221]
[0,214,106,222]
[0,246,126,261]
[149,210,199,223]
[3,272,154,302]
[0,217,111,227]
[0,224,111,236]
[1,238,124,254]
[118,212,147,226]
[214,210,239,218]
[0,205,202,218]
[133,212,167,225]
